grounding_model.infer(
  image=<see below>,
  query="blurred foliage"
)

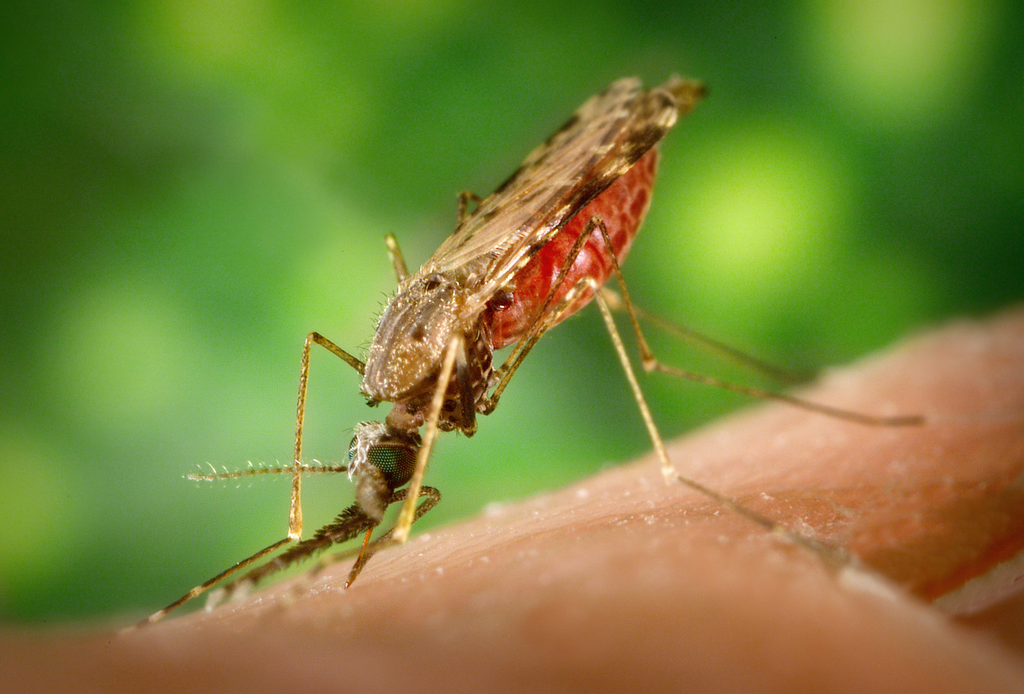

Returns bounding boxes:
[1,0,1021,622]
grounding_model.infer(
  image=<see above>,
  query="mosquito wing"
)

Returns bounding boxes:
[416,76,704,308]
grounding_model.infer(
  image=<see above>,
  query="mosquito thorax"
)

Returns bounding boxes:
[362,273,470,404]
[348,421,421,522]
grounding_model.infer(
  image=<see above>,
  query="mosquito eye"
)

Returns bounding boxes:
[367,443,418,488]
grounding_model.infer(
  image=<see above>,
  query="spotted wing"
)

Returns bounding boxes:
[415,76,704,308]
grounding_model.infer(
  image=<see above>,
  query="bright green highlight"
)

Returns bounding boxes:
[805,0,998,130]
[657,123,850,330]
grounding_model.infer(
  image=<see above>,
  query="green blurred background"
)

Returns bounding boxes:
[1,0,1021,623]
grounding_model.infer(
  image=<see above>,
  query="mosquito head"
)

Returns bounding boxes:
[347,421,421,522]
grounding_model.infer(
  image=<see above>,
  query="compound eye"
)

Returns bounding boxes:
[366,441,418,488]
[349,422,420,489]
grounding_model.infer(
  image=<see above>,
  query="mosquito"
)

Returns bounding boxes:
[139,76,921,626]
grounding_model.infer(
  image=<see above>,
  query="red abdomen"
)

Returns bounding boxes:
[484,148,659,349]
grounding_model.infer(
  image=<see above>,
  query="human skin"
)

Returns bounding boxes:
[3,308,1024,693]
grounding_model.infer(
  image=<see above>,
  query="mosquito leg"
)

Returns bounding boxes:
[135,536,295,627]
[385,234,409,283]
[496,263,850,569]
[291,333,369,543]
[287,330,370,571]
[585,220,912,566]
[137,335,366,627]
[301,331,366,377]
[393,335,462,544]
[479,215,853,568]
[294,329,366,534]
[603,285,847,563]
[590,231,923,427]
[490,262,679,488]
[483,216,602,412]
[575,277,847,566]
[599,288,812,384]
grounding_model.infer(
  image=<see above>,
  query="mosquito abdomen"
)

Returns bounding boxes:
[484,147,659,349]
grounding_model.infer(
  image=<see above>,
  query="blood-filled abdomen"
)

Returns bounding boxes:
[484,148,659,350]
